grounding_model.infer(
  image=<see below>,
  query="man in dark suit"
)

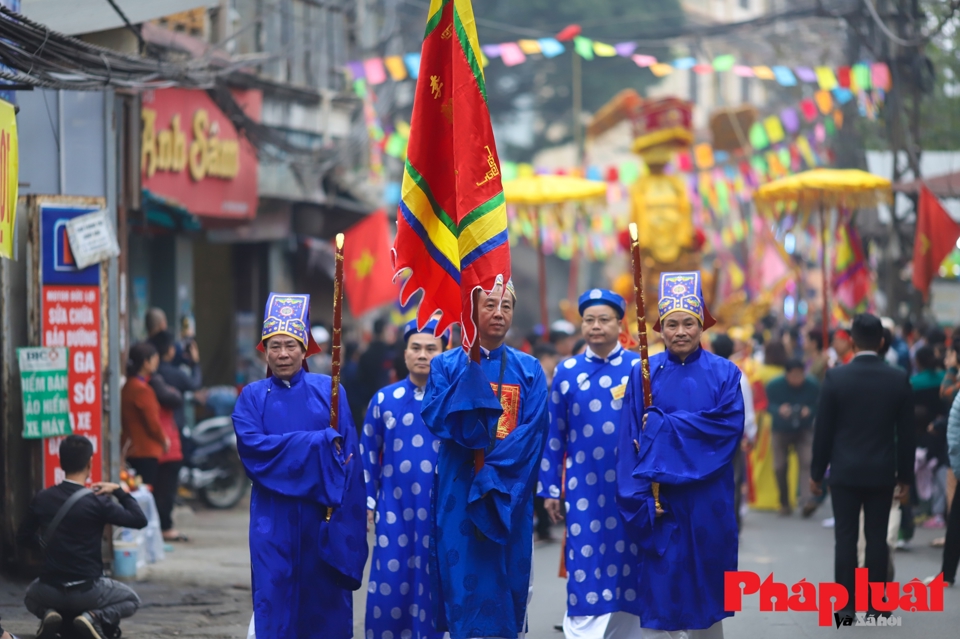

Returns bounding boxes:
[811,313,914,617]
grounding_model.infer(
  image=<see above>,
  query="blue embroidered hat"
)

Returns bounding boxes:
[259,293,321,356]
[578,288,626,319]
[654,271,716,332]
[404,318,450,347]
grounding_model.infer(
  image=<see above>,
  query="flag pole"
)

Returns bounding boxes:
[325,232,345,523]
[628,223,660,512]
[819,202,829,351]
[471,289,484,474]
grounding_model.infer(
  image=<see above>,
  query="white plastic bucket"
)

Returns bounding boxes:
[113,541,139,579]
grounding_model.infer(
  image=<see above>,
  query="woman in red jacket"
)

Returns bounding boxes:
[121,342,169,486]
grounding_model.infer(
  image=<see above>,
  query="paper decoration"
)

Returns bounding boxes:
[780,107,800,133]
[693,64,713,75]
[518,39,541,55]
[871,62,891,90]
[632,54,657,67]
[650,63,673,77]
[363,58,387,85]
[851,64,871,91]
[815,90,833,115]
[733,65,755,77]
[753,66,775,80]
[815,67,838,90]
[347,60,365,80]
[764,115,785,144]
[694,143,715,169]
[482,44,502,58]
[749,121,769,149]
[353,78,367,97]
[615,42,637,57]
[772,66,797,86]
[837,66,851,88]
[800,98,818,122]
[833,110,844,130]
[713,54,736,71]
[574,36,595,60]
[499,42,526,66]
[619,161,640,185]
[825,117,836,137]
[593,41,617,57]
[833,88,853,105]
[794,66,817,83]
[814,122,826,143]
[384,56,407,81]
[673,57,696,70]
[538,38,565,58]
[404,53,421,79]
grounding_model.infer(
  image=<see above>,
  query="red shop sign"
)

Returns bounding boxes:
[41,285,102,486]
[141,88,262,219]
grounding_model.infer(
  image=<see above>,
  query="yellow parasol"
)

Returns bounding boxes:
[752,168,891,348]
[504,174,607,205]
[503,175,608,333]
[754,168,892,215]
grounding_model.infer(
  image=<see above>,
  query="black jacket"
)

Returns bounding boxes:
[811,353,915,487]
[17,482,147,585]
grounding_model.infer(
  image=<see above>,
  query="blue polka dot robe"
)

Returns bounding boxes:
[616,347,744,631]
[422,344,549,639]
[537,344,643,619]
[361,377,444,639]
[232,369,368,639]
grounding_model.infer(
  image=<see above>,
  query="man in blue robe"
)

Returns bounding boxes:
[362,319,448,639]
[422,281,549,639]
[616,272,744,638]
[233,293,367,639]
[539,289,643,639]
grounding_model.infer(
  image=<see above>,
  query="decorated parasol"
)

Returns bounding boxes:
[754,169,891,347]
[504,175,608,336]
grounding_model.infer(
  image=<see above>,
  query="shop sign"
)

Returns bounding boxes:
[0,98,18,259]
[65,209,120,269]
[40,202,103,486]
[18,346,70,439]
[141,88,261,219]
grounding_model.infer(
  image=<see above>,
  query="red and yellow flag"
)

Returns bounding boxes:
[391,0,510,349]
[913,186,960,301]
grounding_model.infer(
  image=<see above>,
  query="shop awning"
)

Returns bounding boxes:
[893,170,960,199]
[139,189,202,232]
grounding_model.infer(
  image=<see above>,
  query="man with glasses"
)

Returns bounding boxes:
[538,289,642,639]
[233,293,367,639]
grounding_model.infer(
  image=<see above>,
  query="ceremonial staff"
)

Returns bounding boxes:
[325,232,345,523]
[628,223,661,512]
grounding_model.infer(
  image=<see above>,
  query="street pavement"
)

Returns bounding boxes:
[1,498,958,638]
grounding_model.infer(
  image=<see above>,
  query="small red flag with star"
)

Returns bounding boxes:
[913,186,960,301]
[343,210,397,316]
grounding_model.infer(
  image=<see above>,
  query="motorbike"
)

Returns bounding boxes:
[180,413,249,509]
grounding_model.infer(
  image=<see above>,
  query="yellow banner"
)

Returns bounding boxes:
[0,99,18,260]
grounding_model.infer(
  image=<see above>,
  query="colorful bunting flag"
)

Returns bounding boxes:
[593,41,617,57]
[871,62,891,90]
[772,66,796,86]
[733,65,755,77]
[673,57,696,70]
[364,58,387,85]
[573,36,594,60]
[384,56,408,81]
[815,90,833,115]
[538,38,565,57]
[815,66,837,90]
[713,54,736,71]
[749,121,769,149]
[650,63,673,77]
[794,66,817,83]
[837,66,851,88]
[404,53,421,79]
[517,39,541,55]
[753,66,775,80]
[499,42,526,66]
[632,54,656,67]
[615,42,638,57]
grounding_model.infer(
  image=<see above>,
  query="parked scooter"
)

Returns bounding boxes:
[180,387,248,509]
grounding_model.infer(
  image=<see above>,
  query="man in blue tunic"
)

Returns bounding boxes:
[362,319,448,639]
[616,273,744,639]
[422,281,549,639]
[233,293,368,639]
[539,288,643,639]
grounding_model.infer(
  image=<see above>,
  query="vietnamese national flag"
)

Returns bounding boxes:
[343,210,397,316]
[913,186,960,300]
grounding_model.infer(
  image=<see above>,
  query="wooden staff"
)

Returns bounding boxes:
[325,232,345,523]
[628,223,661,512]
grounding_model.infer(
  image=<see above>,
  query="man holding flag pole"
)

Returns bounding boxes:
[391,1,549,637]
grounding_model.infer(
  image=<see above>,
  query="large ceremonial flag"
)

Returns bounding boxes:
[391,0,510,349]
[913,186,960,301]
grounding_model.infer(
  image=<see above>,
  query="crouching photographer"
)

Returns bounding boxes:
[16,436,148,639]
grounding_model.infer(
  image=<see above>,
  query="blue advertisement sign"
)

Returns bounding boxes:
[40,203,101,285]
